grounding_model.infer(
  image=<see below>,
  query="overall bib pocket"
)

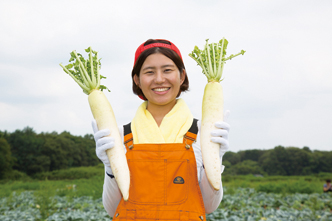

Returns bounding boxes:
[128,159,165,204]
[127,159,189,205]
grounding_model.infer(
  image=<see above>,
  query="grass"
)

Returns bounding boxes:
[0,165,331,199]
[222,173,330,195]
[0,164,105,199]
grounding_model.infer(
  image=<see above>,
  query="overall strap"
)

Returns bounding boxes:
[183,118,198,149]
[123,122,133,149]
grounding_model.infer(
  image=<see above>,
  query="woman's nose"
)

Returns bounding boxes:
[155,71,165,83]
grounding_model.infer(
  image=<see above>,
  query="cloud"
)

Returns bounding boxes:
[0,0,331,152]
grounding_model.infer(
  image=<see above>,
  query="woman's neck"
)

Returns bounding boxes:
[146,100,177,127]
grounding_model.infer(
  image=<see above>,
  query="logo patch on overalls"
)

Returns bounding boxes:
[173,176,185,184]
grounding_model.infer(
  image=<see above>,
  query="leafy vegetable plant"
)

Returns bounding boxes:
[60,47,130,201]
[189,38,245,190]
[59,47,109,94]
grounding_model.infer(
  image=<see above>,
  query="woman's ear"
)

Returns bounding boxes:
[180,69,186,85]
[134,75,140,88]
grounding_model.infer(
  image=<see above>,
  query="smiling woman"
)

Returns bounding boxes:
[91,39,231,220]
[131,39,189,101]
[134,53,186,125]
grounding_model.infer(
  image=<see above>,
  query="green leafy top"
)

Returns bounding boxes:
[60,47,110,95]
[189,38,245,83]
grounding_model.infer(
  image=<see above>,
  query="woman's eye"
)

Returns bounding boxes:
[165,69,172,73]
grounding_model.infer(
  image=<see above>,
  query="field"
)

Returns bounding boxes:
[1,165,331,221]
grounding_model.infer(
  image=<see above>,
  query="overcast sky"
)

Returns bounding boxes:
[1,0,331,152]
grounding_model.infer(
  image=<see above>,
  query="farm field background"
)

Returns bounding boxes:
[1,165,331,221]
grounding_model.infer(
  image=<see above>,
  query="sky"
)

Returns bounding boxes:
[0,0,331,152]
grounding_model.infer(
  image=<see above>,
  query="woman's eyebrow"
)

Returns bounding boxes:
[161,64,175,68]
[142,64,175,71]
[141,66,155,71]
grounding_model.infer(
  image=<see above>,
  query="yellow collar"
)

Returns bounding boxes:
[131,98,193,144]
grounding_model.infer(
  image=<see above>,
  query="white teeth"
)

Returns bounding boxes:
[153,88,169,92]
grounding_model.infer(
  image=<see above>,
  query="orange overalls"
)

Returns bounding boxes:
[112,119,206,221]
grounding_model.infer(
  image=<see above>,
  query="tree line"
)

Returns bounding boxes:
[223,146,332,176]
[0,127,99,179]
[1,127,332,179]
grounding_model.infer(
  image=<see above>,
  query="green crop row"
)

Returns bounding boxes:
[1,188,331,221]
[207,188,332,221]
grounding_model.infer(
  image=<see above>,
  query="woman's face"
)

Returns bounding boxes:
[134,53,185,108]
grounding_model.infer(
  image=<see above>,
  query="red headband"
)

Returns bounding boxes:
[134,39,183,66]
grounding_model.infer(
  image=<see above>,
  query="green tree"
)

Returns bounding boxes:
[0,138,14,178]
[221,160,235,175]
[223,151,241,165]
[238,149,265,162]
[284,147,312,175]
[259,146,315,175]
[7,127,46,175]
[5,127,98,176]
[232,160,265,175]
[312,150,332,173]
[38,131,98,171]
[79,134,99,166]
[259,148,287,175]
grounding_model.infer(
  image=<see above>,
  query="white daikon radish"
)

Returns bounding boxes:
[60,47,130,200]
[189,39,245,190]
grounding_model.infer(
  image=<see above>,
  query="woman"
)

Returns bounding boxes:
[92,39,230,220]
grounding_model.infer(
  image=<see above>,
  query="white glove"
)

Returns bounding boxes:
[210,110,230,160]
[92,120,114,175]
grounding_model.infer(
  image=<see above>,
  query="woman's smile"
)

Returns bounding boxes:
[152,87,170,93]
[152,87,170,92]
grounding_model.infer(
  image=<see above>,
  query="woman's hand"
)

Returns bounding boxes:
[92,119,114,175]
[210,110,230,159]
